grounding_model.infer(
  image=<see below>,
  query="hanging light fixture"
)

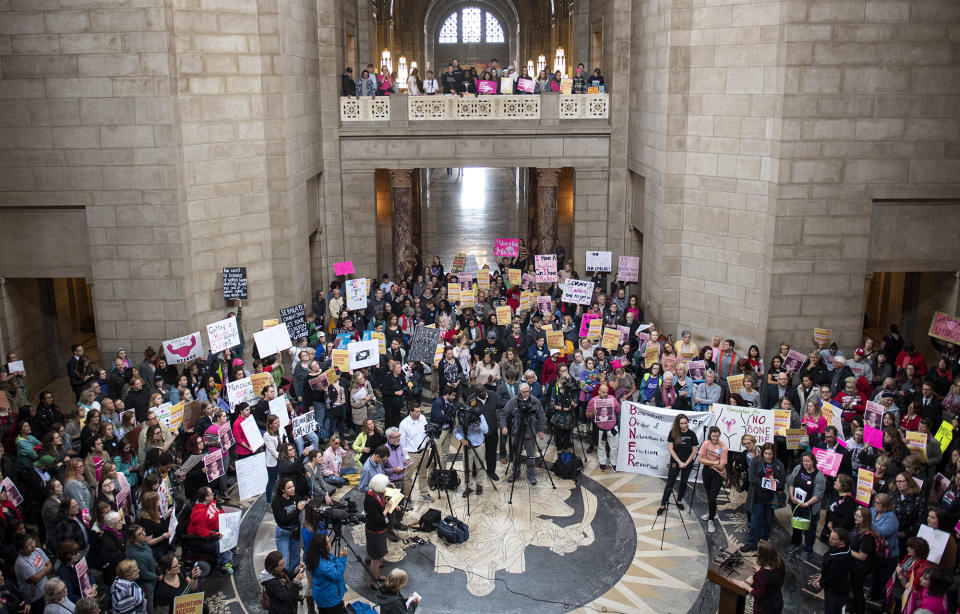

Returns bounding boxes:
[553,47,566,76]
[398,56,408,88]
[380,49,392,73]
[537,54,546,74]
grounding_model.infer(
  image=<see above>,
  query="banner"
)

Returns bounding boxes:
[773,409,791,437]
[517,77,535,93]
[562,278,594,305]
[333,261,354,276]
[496,305,511,325]
[855,468,874,506]
[495,238,519,257]
[163,332,204,365]
[710,404,775,452]
[222,267,247,300]
[173,593,204,614]
[864,401,884,447]
[534,254,558,282]
[585,251,612,272]
[813,448,842,477]
[928,311,960,344]
[280,304,307,340]
[235,453,268,500]
[206,317,240,353]
[617,256,639,282]
[225,377,255,408]
[254,324,292,357]
[616,401,715,479]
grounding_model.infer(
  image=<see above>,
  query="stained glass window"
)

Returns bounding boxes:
[439,12,457,43]
[462,7,481,43]
[485,12,504,43]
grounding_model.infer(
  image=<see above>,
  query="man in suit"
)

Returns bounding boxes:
[814,425,852,542]
[66,344,85,400]
[763,371,800,409]
[919,381,943,426]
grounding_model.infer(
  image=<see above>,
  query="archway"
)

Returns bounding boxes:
[425,0,519,72]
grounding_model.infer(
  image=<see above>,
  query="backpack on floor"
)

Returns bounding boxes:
[553,451,584,479]
[417,508,442,532]
[429,468,461,490]
[346,602,377,614]
[437,515,469,544]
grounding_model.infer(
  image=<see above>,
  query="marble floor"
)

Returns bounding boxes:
[422,167,527,271]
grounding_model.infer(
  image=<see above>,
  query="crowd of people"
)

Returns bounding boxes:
[341,57,606,97]
[2,233,960,614]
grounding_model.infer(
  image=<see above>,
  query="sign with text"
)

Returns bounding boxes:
[254,323,292,357]
[222,267,247,300]
[783,349,806,372]
[163,332,205,365]
[408,326,443,364]
[534,254,558,283]
[346,277,368,311]
[561,278,594,305]
[333,261,354,276]
[478,79,498,94]
[785,428,805,450]
[601,328,621,351]
[173,593,204,614]
[585,251,612,272]
[235,453,268,500]
[507,269,521,286]
[546,330,564,351]
[710,404,775,452]
[906,431,927,462]
[348,339,380,370]
[773,409,791,437]
[537,296,552,315]
[935,420,953,452]
[0,477,21,507]
[495,238,519,258]
[517,77,535,93]
[225,377,255,408]
[331,349,349,372]
[813,448,842,477]
[280,304,307,340]
[687,360,706,380]
[813,327,832,345]
[617,256,639,282]
[6,360,24,375]
[727,374,745,394]
[268,396,289,428]
[864,401,884,447]
[292,413,317,439]
[204,449,225,481]
[206,316,240,353]
[855,468,874,506]
[616,401,715,479]
[496,305,512,325]
[928,311,960,345]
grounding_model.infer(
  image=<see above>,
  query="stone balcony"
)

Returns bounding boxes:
[339,93,610,125]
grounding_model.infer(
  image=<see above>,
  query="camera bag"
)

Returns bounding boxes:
[417,508,442,532]
[437,515,470,544]
[552,450,584,479]
[428,468,461,490]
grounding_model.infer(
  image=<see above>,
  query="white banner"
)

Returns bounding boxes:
[710,403,775,452]
[616,402,715,479]
[560,278,594,305]
[346,278,368,311]
[163,332,205,365]
[206,317,240,354]
[254,323,292,357]
[235,453,268,500]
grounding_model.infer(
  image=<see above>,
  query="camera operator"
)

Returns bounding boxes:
[399,406,432,502]
[304,531,348,614]
[500,383,546,485]
[474,385,501,481]
[455,394,489,496]
[429,387,457,461]
[547,365,578,452]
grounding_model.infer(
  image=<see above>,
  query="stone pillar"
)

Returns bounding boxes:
[527,168,538,248]
[536,168,560,254]
[390,169,416,281]
[411,170,423,269]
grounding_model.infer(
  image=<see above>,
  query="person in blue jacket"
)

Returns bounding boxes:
[304,531,348,614]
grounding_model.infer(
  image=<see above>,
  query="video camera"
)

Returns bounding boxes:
[313,498,365,528]
[424,421,444,438]
[456,397,482,427]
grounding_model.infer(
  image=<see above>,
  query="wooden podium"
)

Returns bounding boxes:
[707,550,753,614]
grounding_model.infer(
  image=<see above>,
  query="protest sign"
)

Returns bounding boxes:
[460,289,475,308]
[1,477,22,506]
[292,413,317,439]
[225,377,255,408]
[496,305,512,325]
[477,270,490,292]
[546,330,564,352]
[368,330,386,354]
[561,278,594,305]
[254,324,292,357]
[727,374,745,394]
[222,267,247,300]
[617,325,631,346]
[280,304,308,340]
[495,238,519,258]
[268,396,289,428]
[783,350,806,372]
[408,326,442,363]
[585,251,612,272]
[235,453,268,500]
[447,282,460,303]
[813,448,842,477]
[587,318,602,341]
[935,420,953,452]
[348,339,380,371]
[5,360,24,375]
[560,78,573,94]
[218,422,234,451]
[451,253,465,274]
[517,78,535,93]
[331,349,349,372]
[239,415,263,452]
[906,431,927,462]
[500,77,514,93]
[785,428,805,450]
[478,79,497,94]
[813,327,832,345]
[346,278,368,311]
[519,291,532,312]
[174,454,202,479]
[204,450,225,481]
[644,346,659,369]
[864,401,884,447]
[687,360,706,381]
[601,328,620,351]
[333,261,354,276]
[616,256,639,282]
[250,372,272,397]
[710,404,775,452]
[773,409,791,437]
[206,316,240,353]
[820,403,845,443]
[508,269,521,285]
[218,508,241,552]
[918,525,950,564]
[263,319,279,328]
[163,332,204,365]
[173,593,204,614]
[534,254,558,282]
[433,342,445,367]
[521,273,536,290]
[928,311,960,345]
[931,473,951,504]
[463,254,479,278]
[616,401,715,479]
[536,296,552,316]
[76,557,94,599]
[855,468,874,506]
[322,368,337,387]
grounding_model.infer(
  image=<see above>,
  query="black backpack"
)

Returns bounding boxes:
[417,508,442,532]
[429,468,461,490]
[553,451,584,479]
[437,515,469,544]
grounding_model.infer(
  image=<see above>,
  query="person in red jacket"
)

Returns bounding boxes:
[542,350,567,387]
[832,376,867,422]
[186,487,235,574]
[895,343,928,377]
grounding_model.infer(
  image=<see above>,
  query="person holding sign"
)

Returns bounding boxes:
[585,385,619,473]
[186,487,235,575]
[785,451,826,559]
[657,414,699,516]
[153,554,203,614]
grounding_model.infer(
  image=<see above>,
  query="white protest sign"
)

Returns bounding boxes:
[463,254,479,278]
[710,404,775,452]
[206,317,240,354]
[6,361,24,375]
[346,278,368,311]
[225,377,255,408]
[163,332,205,365]
[167,508,178,544]
[348,340,380,370]
[585,251,612,272]
[218,508,241,553]
[239,415,264,452]
[1,477,22,507]
[561,278,595,305]
[254,323,292,357]
[268,396,289,428]
[918,524,950,565]
[615,401,715,479]
[292,413,317,439]
[617,256,639,282]
[235,453,268,500]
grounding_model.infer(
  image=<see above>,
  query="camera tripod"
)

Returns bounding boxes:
[327,521,383,591]
[542,398,590,483]
[404,430,455,517]
[651,471,691,550]
[506,402,557,504]
[447,425,499,517]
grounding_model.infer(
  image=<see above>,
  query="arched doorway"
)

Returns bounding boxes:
[430,4,510,71]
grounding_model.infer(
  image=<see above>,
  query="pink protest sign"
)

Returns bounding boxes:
[813,448,842,477]
[929,311,960,344]
[333,261,354,276]
[517,78,535,93]
[478,80,498,94]
[535,254,558,283]
[783,349,806,372]
[617,325,631,345]
[617,256,639,282]
[495,238,520,258]
[864,400,884,447]
[580,313,600,338]
[537,296,552,315]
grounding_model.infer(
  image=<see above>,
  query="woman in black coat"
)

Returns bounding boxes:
[259,551,303,614]
[381,362,407,429]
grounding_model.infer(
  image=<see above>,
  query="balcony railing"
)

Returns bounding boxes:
[340,93,609,122]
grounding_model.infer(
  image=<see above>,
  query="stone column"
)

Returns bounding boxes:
[536,168,560,254]
[411,170,423,269]
[390,169,416,281]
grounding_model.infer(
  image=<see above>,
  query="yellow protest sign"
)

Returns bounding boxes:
[547,330,564,351]
[331,349,349,372]
[263,319,279,328]
[371,331,386,354]
[323,368,337,386]
[906,431,927,462]
[168,402,184,431]
[773,409,791,437]
[478,271,490,292]
[460,290,475,308]
[935,420,953,452]
[250,372,272,395]
[855,468,874,506]
[519,291,531,312]
[644,346,659,368]
[542,324,553,331]
[496,305,512,325]
[814,327,832,345]
[508,268,521,285]
[601,328,620,351]
[433,342,445,367]
[173,593,204,614]
[448,282,460,303]
[587,318,602,340]
[785,428,805,450]
[727,374,745,394]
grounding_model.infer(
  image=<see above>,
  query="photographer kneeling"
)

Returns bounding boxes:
[455,391,489,496]
[499,383,546,485]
